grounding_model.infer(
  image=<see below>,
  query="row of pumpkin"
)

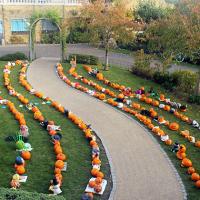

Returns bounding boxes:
[57,63,200,188]
[4,61,66,192]
[83,65,200,131]
[67,65,200,151]
[18,62,105,198]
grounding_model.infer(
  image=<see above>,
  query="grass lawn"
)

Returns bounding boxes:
[62,62,200,200]
[0,61,111,200]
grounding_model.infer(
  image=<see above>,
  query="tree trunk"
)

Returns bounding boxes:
[104,47,109,70]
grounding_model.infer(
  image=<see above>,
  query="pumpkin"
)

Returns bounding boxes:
[191,173,200,181]
[179,145,186,153]
[21,151,31,160]
[16,166,25,175]
[96,73,104,81]
[152,100,159,107]
[150,110,157,118]
[55,160,64,169]
[92,158,101,165]
[49,130,56,136]
[132,103,141,110]
[54,168,61,174]
[160,94,165,101]
[169,122,179,131]
[95,177,102,185]
[96,171,104,178]
[99,93,106,100]
[176,152,186,160]
[164,105,170,111]
[148,123,154,130]
[181,158,192,167]
[180,130,190,138]
[94,184,102,193]
[195,141,200,148]
[38,115,44,122]
[56,153,66,161]
[32,107,39,113]
[91,168,99,176]
[89,181,96,188]
[118,93,124,99]
[195,180,200,188]
[187,167,195,175]
[55,146,62,154]
[145,98,153,104]
[165,139,172,145]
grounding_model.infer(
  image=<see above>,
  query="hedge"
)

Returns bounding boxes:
[67,54,99,65]
[0,52,28,61]
[0,187,65,200]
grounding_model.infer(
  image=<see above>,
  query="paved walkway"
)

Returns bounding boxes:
[0,44,198,72]
[27,57,186,200]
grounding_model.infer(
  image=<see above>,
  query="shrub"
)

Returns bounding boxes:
[188,95,200,105]
[153,71,178,91]
[67,54,99,65]
[172,70,197,94]
[0,52,28,61]
[10,35,26,44]
[0,187,65,200]
[41,32,60,44]
[132,49,155,79]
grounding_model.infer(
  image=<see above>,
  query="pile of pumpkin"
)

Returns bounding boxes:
[3,62,66,192]
[18,62,105,198]
[83,65,200,131]
[59,63,200,189]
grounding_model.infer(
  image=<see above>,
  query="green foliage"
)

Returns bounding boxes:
[188,95,200,105]
[136,0,172,23]
[172,70,198,94]
[0,187,65,200]
[41,32,60,44]
[67,54,99,65]
[132,50,155,79]
[0,52,28,61]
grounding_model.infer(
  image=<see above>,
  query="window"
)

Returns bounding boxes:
[11,19,28,33]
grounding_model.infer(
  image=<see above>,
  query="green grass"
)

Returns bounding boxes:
[62,63,200,200]
[0,61,111,200]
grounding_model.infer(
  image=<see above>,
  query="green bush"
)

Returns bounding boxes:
[188,95,200,105]
[67,54,99,65]
[0,187,65,200]
[41,32,60,44]
[0,52,28,61]
[172,70,197,94]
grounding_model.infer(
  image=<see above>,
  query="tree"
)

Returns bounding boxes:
[76,0,141,70]
[135,0,172,23]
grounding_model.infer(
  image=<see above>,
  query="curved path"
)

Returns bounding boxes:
[27,57,186,200]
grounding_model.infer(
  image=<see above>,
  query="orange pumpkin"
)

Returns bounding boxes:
[21,151,31,160]
[56,153,66,161]
[164,105,170,111]
[160,94,165,101]
[152,100,159,107]
[195,141,200,148]
[191,173,200,181]
[54,146,62,154]
[169,122,179,131]
[165,139,172,145]
[145,98,153,104]
[16,166,25,175]
[195,180,200,188]
[49,130,56,136]
[95,177,102,185]
[54,168,61,174]
[187,167,195,175]
[89,181,96,188]
[176,152,186,160]
[92,158,101,165]
[96,171,104,178]
[91,168,99,176]
[55,160,64,169]
[181,158,192,167]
